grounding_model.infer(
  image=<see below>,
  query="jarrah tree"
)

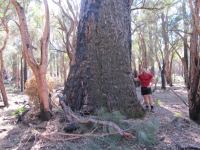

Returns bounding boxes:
[188,0,200,124]
[11,0,51,120]
[64,0,144,118]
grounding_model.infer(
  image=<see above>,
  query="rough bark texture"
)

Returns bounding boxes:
[188,0,200,124]
[64,0,144,118]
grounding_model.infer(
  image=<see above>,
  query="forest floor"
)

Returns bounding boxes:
[0,83,200,150]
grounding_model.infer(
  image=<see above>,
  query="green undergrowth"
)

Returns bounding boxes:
[12,106,27,117]
[65,108,160,149]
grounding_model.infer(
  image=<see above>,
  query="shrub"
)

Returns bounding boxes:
[25,75,55,110]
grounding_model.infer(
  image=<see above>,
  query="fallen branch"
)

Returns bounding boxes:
[169,89,189,107]
[58,94,133,139]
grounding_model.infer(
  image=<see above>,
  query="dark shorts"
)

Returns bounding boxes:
[141,87,152,95]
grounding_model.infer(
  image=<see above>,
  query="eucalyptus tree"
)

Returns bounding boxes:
[50,0,79,81]
[188,0,200,124]
[63,0,145,117]
[0,0,11,107]
[11,0,51,120]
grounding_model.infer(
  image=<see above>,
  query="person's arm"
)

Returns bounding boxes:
[134,77,139,81]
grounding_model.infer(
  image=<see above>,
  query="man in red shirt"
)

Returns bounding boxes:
[136,68,154,112]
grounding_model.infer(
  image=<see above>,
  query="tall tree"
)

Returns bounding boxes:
[11,0,51,120]
[161,12,172,87]
[182,0,189,88]
[0,1,10,107]
[63,0,144,117]
[51,0,79,77]
[188,0,200,124]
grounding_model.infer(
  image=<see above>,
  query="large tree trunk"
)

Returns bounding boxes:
[188,0,200,124]
[64,0,144,118]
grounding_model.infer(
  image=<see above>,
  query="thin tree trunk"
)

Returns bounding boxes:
[64,0,144,118]
[166,53,174,86]
[24,60,27,85]
[0,52,8,106]
[161,13,171,87]
[183,0,189,89]
[161,62,166,89]
[20,57,24,92]
[11,0,51,120]
[139,32,148,68]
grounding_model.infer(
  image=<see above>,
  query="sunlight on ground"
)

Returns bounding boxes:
[160,103,183,117]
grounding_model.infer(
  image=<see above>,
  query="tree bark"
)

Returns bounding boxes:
[161,62,166,90]
[139,32,148,68]
[182,0,189,89]
[0,19,9,106]
[11,0,51,120]
[161,13,172,87]
[64,0,144,118]
[188,0,200,124]
[0,52,8,106]
[20,57,24,92]
[24,59,28,86]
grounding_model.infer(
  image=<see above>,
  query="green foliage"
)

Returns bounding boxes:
[136,118,160,147]
[96,107,126,124]
[12,106,26,117]
[155,99,161,106]
[174,112,182,117]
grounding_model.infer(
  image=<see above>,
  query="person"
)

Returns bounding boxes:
[135,68,154,112]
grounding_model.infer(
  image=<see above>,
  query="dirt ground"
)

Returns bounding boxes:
[0,84,200,150]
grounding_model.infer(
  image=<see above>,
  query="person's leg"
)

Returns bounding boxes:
[143,95,150,111]
[148,94,154,111]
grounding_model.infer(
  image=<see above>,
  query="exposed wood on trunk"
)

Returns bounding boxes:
[11,0,51,120]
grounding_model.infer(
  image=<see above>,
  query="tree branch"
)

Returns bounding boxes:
[11,0,38,70]
[40,0,50,67]
[58,94,133,139]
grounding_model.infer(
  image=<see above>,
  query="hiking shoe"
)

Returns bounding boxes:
[145,106,149,112]
[150,108,155,113]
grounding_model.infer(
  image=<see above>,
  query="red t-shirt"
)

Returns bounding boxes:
[138,71,153,87]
